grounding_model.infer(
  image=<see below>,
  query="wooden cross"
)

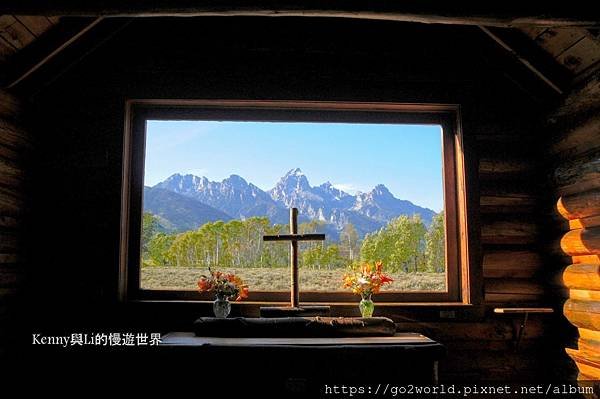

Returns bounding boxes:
[263,208,326,309]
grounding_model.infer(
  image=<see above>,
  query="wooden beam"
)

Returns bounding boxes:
[479,26,571,94]
[3,18,104,89]
[3,18,133,93]
[0,1,599,27]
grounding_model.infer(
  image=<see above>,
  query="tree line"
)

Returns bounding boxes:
[142,212,446,273]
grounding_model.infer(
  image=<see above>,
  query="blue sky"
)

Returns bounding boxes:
[144,121,444,212]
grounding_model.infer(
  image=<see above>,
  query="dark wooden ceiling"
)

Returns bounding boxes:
[0,15,60,62]
[1,14,599,93]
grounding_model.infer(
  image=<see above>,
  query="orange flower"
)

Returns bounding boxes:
[236,285,249,301]
[197,277,213,292]
[342,261,393,297]
[199,269,249,301]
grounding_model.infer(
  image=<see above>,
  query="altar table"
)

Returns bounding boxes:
[160,331,445,395]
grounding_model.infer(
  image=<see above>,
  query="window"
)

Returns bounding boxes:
[120,101,472,304]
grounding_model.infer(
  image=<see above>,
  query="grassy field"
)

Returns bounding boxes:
[141,266,446,292]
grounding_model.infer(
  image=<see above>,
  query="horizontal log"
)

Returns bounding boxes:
[551,114,600,159]
[578,337,600,356]
[579,328,600,342]
[485,278,545,295]
[567,351,600,379]
[0,120,31,149]
[560,228,600,256]
[0,190,24,214]
[0,270,21,288]
[554,149,600,197]
[0,2,597,27]
[0,253,20,264]
[564,299,600,331]
[480,193,537,214]
[0,215,19,229]
[562,264,600,290]
[483,250,542,278]
[557,189,600,220]
[479,158,534,178]
[0,162,25,188]
[569,289,600,301]
[0,143,23,164]
[481,220,538,245]
[0,234,18,252]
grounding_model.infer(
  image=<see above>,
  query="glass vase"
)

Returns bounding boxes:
[359,293,374,318]
[213,294,231,318]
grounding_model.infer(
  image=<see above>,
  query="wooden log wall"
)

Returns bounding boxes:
[0,89,30,357]
[547,71,600,380]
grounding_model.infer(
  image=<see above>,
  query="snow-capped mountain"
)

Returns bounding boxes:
[147,168,435,237]
[156,173,287,223]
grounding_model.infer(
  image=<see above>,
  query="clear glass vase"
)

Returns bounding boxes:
[359,293,374,318]
[213,294,231,318]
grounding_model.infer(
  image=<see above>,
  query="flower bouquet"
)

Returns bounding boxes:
[342,261,393,317]
[198,268,249,318]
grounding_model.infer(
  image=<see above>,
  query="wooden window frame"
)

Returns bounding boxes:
[120,100,476,306]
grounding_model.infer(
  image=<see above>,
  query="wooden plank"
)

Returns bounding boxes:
[560,228,600,256]
[0,18,35,49]
[533,28,588,57]
[557,36,600,75]
[483,250,542,278]
[519,27,547,39]
[14,15,53,37]
[0,16,17,31]
[0,37,17,61]
[0,2,598,27]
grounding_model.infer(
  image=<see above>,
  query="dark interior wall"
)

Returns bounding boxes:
[18,17,561,380]
[0,90,31,358]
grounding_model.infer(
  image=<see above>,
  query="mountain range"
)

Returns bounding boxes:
[144,168,435,239]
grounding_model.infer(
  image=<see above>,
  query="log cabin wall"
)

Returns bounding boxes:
[18,17,561,380]
[547,72,600,380]
[0,90,30,357]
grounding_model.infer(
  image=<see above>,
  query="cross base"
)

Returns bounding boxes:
[260,306,331,318]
